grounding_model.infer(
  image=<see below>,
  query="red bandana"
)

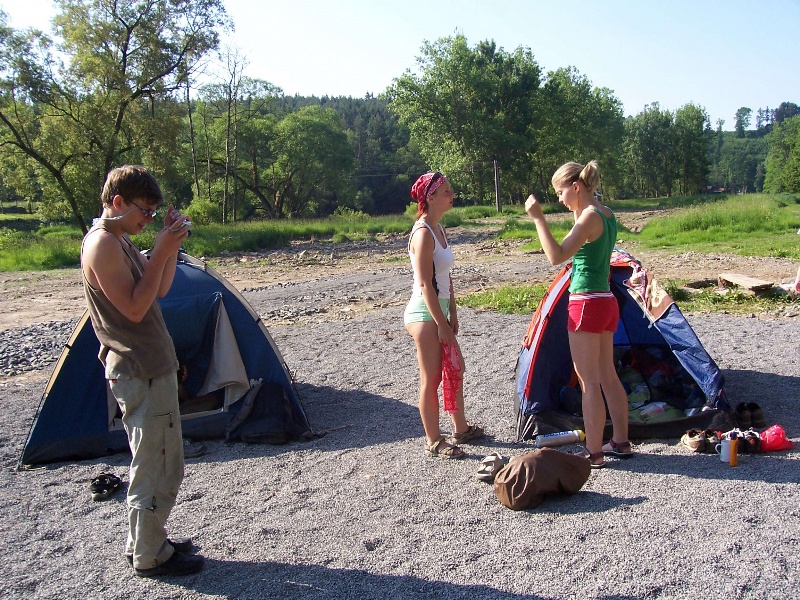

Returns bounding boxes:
[410,172,445,204]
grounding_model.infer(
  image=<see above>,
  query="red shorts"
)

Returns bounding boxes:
[567,292,618,333]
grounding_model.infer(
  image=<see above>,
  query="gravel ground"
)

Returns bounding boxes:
[1,234,799,599]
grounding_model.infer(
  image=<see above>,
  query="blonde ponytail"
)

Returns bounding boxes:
[551,160,601,194]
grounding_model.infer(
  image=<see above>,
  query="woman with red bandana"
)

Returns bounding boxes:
[404,172,484,459]
[525,161,633,469]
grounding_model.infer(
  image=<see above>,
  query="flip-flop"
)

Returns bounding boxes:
[89,473,121,501]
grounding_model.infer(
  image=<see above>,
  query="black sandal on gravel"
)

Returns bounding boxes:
[425,436,465,459]
[90,473,121,501]
[602,439,635,458]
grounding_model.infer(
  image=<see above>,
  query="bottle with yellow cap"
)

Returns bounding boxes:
[535,429,586,448]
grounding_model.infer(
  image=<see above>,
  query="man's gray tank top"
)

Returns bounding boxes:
[82,225,178,379]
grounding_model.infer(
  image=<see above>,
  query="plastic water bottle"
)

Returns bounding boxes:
[535,429,586,448]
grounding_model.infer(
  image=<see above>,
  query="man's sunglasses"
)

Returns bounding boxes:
[128,199,159,218]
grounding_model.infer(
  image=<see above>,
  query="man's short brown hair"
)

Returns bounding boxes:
[100,165,163,207]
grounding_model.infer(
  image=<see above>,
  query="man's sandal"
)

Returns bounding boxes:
[425,435,465,459]
[602,439,635,458]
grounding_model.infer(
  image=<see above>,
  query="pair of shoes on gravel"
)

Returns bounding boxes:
[721,428,762,454]
[602,439,635,459]
[734,402,766,430]
[134,551,204,577]
[738,428,762,453]
[450,424,485,445]
[89,473,122,501]
[681,428,720,453]
[425,435,465,459]
[127,537,194,566]
[476,452,506,482]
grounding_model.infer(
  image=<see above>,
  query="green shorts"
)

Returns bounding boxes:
[404,296,450,325]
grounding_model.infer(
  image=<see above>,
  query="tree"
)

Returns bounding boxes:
[287,94,426,214]
[529,67,624,199]
[734,107,752,138]
[0,0,229,232]
[195,102,354,218]
[623,103,676,197]
[774,102,800,124]
[763,115,800,193]
[719,136,767,193]
[387,35,541,203]
[674,104,709,195]
[272,106,354,217]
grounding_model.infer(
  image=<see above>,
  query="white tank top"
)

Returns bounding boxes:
[408,220,454,299]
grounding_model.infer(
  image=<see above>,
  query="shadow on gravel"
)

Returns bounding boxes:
[178,557,552,600]
[297,383,422,449]
[605,451,800,484]
[722,369,800,432]
[530,491,648,515]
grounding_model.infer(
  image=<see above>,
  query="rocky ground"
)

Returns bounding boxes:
[1,215,799,599]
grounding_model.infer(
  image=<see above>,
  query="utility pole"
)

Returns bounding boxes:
[493,159,501,213]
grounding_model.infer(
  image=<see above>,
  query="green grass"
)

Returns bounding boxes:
[0,213,424,271]
[459,284,548,314]
[460,278,797,317]
[3,191,799,281]
[605,193,731,212]
[635,194,800,258]
[0,225,82,270]
[497,217,581,252]
[663,279,798,314]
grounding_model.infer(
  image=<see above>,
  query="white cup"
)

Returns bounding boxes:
[716,439,731,462]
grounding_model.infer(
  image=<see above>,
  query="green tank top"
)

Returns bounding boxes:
[569,207,617,294]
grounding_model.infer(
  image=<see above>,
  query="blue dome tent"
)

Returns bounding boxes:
[19,252,312,467]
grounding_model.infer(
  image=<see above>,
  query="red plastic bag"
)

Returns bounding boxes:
[759,424,794,452]
[441,342,462,413]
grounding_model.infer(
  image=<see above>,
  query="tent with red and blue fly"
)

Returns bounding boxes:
[515,248,730,441]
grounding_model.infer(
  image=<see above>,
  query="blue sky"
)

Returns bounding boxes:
[3,0,799,128]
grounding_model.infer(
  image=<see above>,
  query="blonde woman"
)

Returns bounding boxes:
[525,161,632,469]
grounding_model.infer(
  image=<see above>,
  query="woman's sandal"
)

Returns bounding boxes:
[587,451,606,469]
[451,424,485,445]
[602,438,635,458]
[425,435,465,460]
[89,473,122,501]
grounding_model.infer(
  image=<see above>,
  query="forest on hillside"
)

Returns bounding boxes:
[1,1,799,232]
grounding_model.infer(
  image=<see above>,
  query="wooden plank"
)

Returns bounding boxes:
[718,272,773,291]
